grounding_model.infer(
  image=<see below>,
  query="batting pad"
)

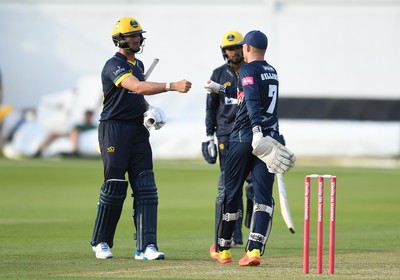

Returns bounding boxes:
[91,179,128,248]
[246,201,274,256]
[133,170,159,252]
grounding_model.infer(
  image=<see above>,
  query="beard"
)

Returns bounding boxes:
[124,46,141,54]
[230,56,244,64]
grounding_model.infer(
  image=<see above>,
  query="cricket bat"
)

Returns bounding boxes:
[277,174,295,233]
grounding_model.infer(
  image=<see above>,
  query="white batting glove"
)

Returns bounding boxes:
[144,105,167,130]
[252,127,296,174]
[204,80,226,94]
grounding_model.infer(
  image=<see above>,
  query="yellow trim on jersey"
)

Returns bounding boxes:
[115,73,132,87]
[127,59,137,66]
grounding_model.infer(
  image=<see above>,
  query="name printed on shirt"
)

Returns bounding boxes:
[260,72,278,81]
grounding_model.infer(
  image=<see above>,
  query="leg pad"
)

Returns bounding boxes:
[91,179,128,248]
[133,170,158,252]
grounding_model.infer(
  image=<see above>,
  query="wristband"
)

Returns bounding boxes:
[165,82,171,91]
[252,126,262,134]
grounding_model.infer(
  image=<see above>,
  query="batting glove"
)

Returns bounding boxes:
[204,80,226,94]
[144,105,167,130]
[201,135,217,164]
[252,129,296,174]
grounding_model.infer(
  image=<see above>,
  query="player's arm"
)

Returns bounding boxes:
[120,75,191,95]
[202,72,218,164]
[205,93,218,136]
[240,68,295,173]
[204,80,237,97]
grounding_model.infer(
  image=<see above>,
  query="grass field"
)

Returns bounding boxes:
[0,157,399,279]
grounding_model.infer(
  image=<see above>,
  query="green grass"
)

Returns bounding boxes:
[0,158,399,279]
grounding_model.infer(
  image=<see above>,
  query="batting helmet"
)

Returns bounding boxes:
[220,30,244,62]
[112,17,146,51]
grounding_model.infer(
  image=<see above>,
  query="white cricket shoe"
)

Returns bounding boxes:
[135,244,165,260]
[93,242,113,259]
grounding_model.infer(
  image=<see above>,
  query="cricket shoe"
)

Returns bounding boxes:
[209,244,232,264]
[135,244,165,260]
[239,248,261,266]
[93,242,113,259]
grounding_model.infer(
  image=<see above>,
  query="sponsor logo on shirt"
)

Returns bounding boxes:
[242,76,254,86]
[113,66,125,76]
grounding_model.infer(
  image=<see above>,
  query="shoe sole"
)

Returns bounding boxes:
[239,257,260,266]
[96,254,113,259]
[135,254,165,260]
[216,256,232,264]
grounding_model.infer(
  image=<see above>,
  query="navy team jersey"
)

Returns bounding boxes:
[205,63,239,137]
[100,52,146,122]
[230,60,280,142]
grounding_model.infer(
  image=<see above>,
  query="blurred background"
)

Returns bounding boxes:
[0,0,399,162]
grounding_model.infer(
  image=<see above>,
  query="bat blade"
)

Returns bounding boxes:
[277,174,295,233]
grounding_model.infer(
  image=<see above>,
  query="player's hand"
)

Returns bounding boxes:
[144,105,167,130]
[204,80,226,94]
[252,134,296,174]
[173,79,192,93]
[201,135,217,164]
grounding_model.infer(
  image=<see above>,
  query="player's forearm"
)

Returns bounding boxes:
[121,76,169,95]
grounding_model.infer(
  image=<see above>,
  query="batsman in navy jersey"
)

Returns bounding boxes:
[205,30,295,266]
[90,17,191,260]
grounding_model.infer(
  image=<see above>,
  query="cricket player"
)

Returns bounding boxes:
[90,17,191,260]
[205,30,295,266]
[202,30,254,248]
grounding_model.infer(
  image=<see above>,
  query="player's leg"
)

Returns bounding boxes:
[239,158,275,266]
[217,135,243,247]
[128,124,164,260]
[213,135,228,253]
[91,122,130,258]
[213,171,225,252]
[244,178,254,229]
[213,142,252,263]
[91,179,128,258]
[131,170,164,260]
[232,197,244,246]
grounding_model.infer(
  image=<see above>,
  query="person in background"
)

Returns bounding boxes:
[36,109,96,156]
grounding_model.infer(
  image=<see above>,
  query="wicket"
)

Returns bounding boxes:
[303,174,337,274]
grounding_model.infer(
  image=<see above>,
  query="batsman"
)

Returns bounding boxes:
[205,30,295,266]
[90,17,191,260]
